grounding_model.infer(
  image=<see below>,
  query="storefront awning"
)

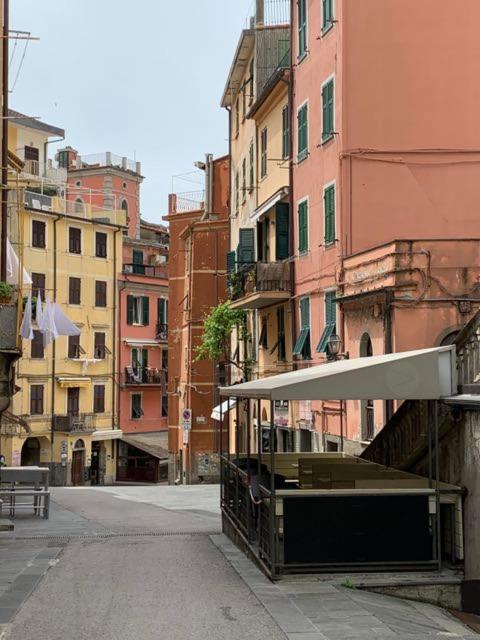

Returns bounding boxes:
[122,432,168,461]
[220,347,457,401]
[92,429,123,442]
[57,377,91,389]
[211,399,237,421]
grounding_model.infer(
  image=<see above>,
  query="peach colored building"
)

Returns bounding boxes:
[290,0,480,451]
[165,155,229,484]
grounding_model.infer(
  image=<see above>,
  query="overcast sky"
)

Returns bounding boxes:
[10,0,254,222]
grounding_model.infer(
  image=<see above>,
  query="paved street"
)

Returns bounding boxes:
[0,485,474,639]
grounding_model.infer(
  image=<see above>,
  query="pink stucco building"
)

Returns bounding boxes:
[291,0,480,451]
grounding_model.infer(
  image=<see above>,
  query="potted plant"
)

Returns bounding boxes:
[0,282,14,304]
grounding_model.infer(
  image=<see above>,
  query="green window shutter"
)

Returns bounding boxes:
[127,295,134,325]
[298,201,308,253]
[300,297,310,328]
[158,298,166,325]
[227,250,236,273]
[323,0,333,29]
[317,291,337,352]
[142,296,149,326]
[297,104,308,160]
[282,105,290,159]
[238,228,255,266]
[275,203,290,260]
[298,0,307,57]
[242,159,246,199]
[294,298,311,359]
[235,171,239,212]
[324,185,336,244]
[322,80,334,141]
[261,128,267,178]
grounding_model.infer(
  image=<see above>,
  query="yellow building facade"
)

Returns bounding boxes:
[1,116,125,485]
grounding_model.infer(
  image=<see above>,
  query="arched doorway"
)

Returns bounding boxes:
[71,439,86,486]
[21,437,40,466]
[360,333,374,441]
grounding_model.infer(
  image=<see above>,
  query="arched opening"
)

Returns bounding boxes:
[21,437,40,466]
[440,331,459,347]
[74,198,84,214]
[360,333,374,441]
[71,439,86,486]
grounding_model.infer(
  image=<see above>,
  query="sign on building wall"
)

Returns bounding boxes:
[274,400,289,427]
[182,409,192,430]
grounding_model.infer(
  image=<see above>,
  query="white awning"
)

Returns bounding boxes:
[124,339,162,348]
[249,187,289,223]
[92,429,123,442]
[211,398,237,421]
[220,347,457,401]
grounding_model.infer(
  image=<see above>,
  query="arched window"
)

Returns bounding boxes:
[121,199,129,214]
[74,198,84,214]
[73,439,85,450]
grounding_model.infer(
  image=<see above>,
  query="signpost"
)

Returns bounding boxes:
[182,408,192,445]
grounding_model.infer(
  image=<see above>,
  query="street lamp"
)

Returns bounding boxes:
[327,334,349,361]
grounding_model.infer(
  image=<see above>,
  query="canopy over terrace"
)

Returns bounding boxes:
[217,346,460,578]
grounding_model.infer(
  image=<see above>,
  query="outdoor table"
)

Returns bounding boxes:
[0,466,50,519]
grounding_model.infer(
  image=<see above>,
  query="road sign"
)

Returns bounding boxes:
[182,429,189,445]
[182,408,192,430]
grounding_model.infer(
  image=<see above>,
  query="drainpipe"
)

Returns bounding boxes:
[384,289,394,421]
[112,227,120,431]
[288,29,297,371]
[50,214,62,468]
[1,0,9,281]
[226,106,232,386]
[117,279,126,432]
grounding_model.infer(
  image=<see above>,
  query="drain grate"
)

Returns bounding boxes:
[12,529,221,542]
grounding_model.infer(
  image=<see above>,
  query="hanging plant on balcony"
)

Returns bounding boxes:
[195,301,252,380]
[0,282,14,304]
[227,271,244,301]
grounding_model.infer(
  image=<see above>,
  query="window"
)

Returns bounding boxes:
[93,385,105,414]
[157,298,168,326]
[31,330,44,359]
[68,335,83,359]
[132,250,145,274]
[24,146,39,175]
[162,349,168,371]
[32,273,46,298]
[68,227,81,254]
[298,0,307,58]
[235,98,240,135]
[293,297,311,359]
[235,170,239,214]
[238,228,255,267]
[297,103,308,161]
[74,199,84,214]
[275,203,290,261]
[127,295,149,326]
[282,105,290,159]
[67,387,80,417]
[32,220,46,248]
[298,200,308,253]
[95,281,107,307]
[249,141,254,190]
[324,183,336,245]
[261,128,268,178]
[69,277,81,305]
[95,232,107,258]
[322,0,334,31]
[258,318,268,348]
[94,332,106,359]
[161,394,168,418]
[322,78,335,142]
[317,290,337,353]
[131,393,143,419]
[242,158,246,202]
[271,306,286,361]
[57,150,69,169]
[30,385,44,415]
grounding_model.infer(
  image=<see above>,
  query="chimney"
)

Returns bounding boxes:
[255,0,264,27]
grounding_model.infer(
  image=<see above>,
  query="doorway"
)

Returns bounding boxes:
[91,441,106,485]
[21,437,41,466]
[71,439,86,486]
[132,348,148,383]
[67,387,80,417]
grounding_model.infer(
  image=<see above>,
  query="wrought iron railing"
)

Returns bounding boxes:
[123,367,166,387]
[52,414,95,433]
[123,263,168,279]
[230,261,292,301]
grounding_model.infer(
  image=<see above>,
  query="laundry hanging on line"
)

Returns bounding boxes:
[6,238,32,286]
[19,293,81,346]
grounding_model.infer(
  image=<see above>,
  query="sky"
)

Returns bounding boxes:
[10,0,255,223]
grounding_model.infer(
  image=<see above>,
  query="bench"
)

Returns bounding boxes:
[0,489,50,519]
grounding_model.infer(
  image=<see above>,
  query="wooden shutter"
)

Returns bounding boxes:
[324,185,335,244]
[238,228,255,266]
[94,385,105,413]
[297,105,308,158]
[30,385,44,415]
[226,251,236,273]
[32,273,46,297]
[127,295,135,325]
[300,297,310,328]
[326,291,336,329]
[261,128,267,177]
[95,281,107,307]
[69,227,81,254]
[282,105,290,159]
[158,298,167,325]
[275,203,290,260]
[323,0,333,28]
[298,201,308,252]
[32,221,46,248]
[95,232,107,258]
[94,332,106,359]
[69,277,81,305]
[142,296,149,325]
[322,80,334,140]
[298,0,307,56]
[249,142,254,189]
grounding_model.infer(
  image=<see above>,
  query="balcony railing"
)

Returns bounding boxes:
[168,191,205,214]
[21,161,68,185]
[156,323,168,341]
[123,263,168,279]
[229,261,292,308]
[52,414,95,433]
[123,367,166,387]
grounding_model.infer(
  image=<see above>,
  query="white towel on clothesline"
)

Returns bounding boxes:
[6,238,32,286]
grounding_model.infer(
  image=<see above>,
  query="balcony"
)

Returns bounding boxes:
[24,190,127,226]
[156,323,168,341]
[52,414,95,433]
[123,263,168,279]
[122,366,167,388]
[21,160,68,186]
[229,261,292,310]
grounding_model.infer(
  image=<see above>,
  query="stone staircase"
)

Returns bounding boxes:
[361,311,480,470]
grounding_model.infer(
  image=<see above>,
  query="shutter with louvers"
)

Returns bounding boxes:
[297,105,308,158]
[226,251,236,273]
[275,203,290,260]
[238,228,255,267]
[324,185,335,244]
[127,296,135,325]
[322,80,334,140]
[158,298,167,325]
[142,297,149,325]
[298,201,308,253]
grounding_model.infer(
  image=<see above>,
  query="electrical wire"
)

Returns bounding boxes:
[10,34,29,93]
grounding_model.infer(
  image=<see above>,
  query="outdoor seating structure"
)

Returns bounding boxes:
[0,467,50,520]
[218,346,462,579]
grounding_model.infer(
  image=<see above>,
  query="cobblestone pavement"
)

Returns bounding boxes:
[0,486,475,639]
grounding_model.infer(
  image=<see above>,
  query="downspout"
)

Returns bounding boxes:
[112,227,120,431]
[225,105,232,386]
[1,0,9,280]
[384,289,394,421]
[117,279,126,431]
[288,32,297,372]
[51,214,62,465]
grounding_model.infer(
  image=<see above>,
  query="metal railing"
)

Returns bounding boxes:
[79,152,139,174]
[123,263,168,279]
[168,191,205,214]
[365,404,375,441]
[123,367,166,387]
[52,414,95,433]
[230,261,292,301]
[156,323,168,341]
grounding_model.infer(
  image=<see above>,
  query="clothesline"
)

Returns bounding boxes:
[20,291,81,347]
